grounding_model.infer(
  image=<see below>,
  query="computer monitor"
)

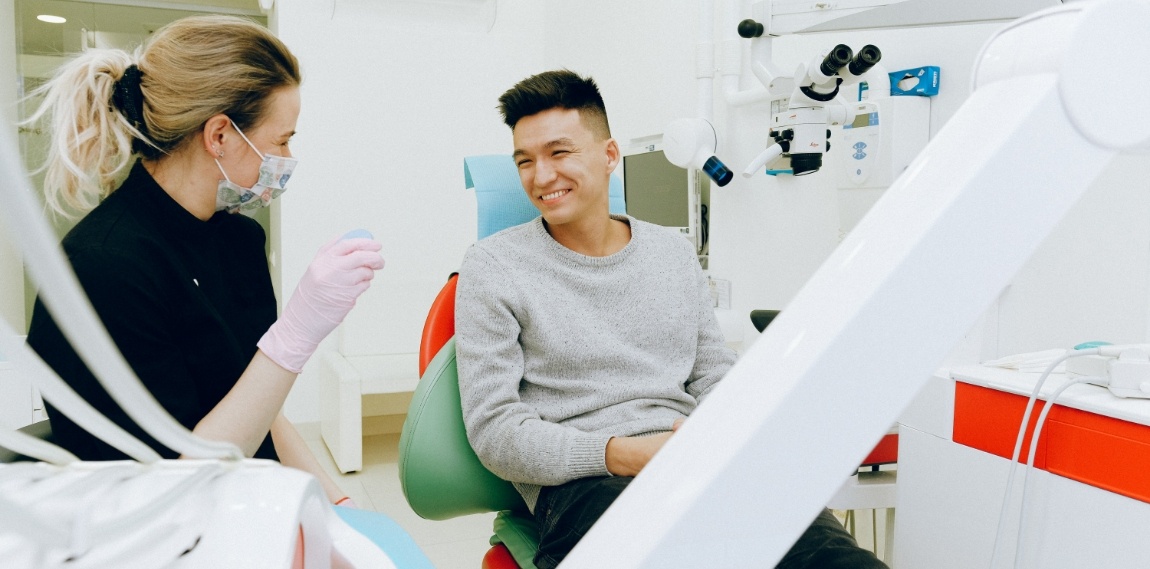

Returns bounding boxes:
[619,136,705,253]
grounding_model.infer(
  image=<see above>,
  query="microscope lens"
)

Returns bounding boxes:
[790,153,822,176]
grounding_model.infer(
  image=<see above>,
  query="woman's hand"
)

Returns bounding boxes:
[258,235,385,373]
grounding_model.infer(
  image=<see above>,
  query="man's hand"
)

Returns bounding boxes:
[605,419,684,477]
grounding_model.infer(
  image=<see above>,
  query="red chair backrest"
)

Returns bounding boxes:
[418,273,459,377]
[861,433,899,466]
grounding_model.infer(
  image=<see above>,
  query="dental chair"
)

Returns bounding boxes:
[399,273,537,569]
[397,156,625,569]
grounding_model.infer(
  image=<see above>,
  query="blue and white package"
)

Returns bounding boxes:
[889,66,940,96]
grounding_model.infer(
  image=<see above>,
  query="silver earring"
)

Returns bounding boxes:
[216,149,224,157]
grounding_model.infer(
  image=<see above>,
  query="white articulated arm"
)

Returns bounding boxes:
[0,131,243,461]
[564,1,1150,566]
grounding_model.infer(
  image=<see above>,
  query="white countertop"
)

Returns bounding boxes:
[949,363,1150,428]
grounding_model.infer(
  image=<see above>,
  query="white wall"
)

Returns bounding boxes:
[272,0,547,421]
[541,0,699,142]
[0,0,24,335]
[993,153,1150,356]
[0,0,12,127]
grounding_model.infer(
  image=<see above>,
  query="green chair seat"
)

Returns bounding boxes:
[398,337,527,519]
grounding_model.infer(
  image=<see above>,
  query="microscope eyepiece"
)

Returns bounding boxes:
[848,44,882,76]
[819,44,854,77]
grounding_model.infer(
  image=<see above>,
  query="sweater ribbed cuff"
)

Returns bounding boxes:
[566,433,612,479]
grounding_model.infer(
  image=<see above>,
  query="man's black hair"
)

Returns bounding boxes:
[497,69,611,140]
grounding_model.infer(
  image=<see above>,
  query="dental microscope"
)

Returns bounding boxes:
[738,18,882,177]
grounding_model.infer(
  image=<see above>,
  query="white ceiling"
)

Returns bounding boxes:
[17,0,263,56]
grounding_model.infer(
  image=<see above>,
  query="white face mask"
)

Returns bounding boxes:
[215,120,298,213]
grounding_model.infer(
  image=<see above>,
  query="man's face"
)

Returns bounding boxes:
[512,108,618,228]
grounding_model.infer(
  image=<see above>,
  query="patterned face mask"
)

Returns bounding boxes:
[215,120,298,213]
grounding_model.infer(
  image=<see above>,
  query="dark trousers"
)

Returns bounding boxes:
[533,476,888,569]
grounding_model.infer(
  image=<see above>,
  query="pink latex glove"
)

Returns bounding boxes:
[258,236,385,373]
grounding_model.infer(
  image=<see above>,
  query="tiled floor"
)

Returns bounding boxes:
[298,423,496,569]
[297,422,891,568]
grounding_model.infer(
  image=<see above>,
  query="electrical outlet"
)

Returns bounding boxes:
[710,278,731,310]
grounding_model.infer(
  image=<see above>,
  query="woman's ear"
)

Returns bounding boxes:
[200,114,231,158]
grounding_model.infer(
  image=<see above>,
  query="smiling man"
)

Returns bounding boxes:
[454,70,885,569]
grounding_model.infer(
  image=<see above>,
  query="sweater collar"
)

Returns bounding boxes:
[534,214,638,266]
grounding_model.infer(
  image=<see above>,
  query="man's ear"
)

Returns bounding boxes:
[604,137,621,174]
[200,114,231,158]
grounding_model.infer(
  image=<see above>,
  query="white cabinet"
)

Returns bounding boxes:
[0,337,41,430]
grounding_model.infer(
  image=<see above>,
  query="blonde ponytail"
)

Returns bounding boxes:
[26,49,145,218]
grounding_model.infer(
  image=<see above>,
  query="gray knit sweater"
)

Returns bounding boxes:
[455,215,736,511]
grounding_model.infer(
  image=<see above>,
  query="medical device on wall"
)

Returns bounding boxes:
[739,19,884,177]
[620,136,707,253]
[662,118,733,187]
[841,102,881,184]
[835,97,931,189]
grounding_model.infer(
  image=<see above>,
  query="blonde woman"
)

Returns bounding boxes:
[24,15,380,507]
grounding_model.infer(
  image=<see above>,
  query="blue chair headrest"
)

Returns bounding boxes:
[464,155,626,240]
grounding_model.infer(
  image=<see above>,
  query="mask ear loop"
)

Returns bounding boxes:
[214,159,233,183]
[229,120,266,159]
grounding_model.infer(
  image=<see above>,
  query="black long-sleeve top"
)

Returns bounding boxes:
[27,161,279,461]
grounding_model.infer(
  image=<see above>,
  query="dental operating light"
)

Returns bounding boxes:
[662,118,734,187]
